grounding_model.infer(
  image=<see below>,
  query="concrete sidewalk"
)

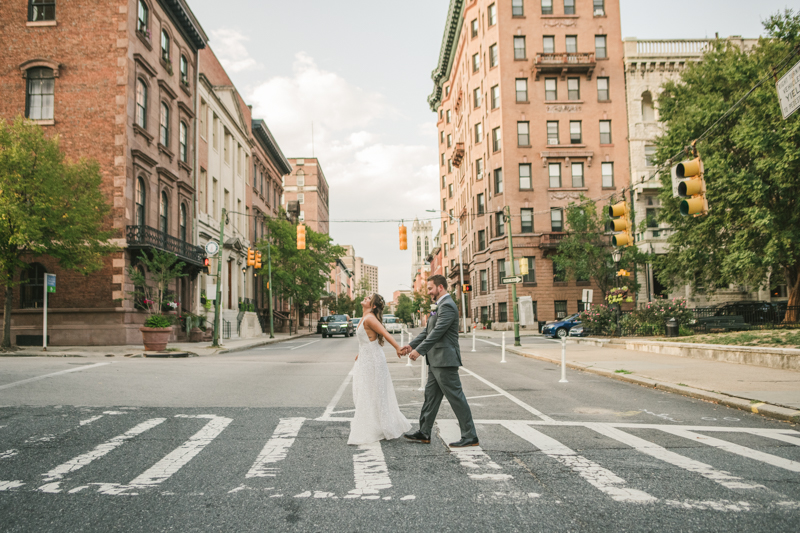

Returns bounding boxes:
[505,339,800,423]
[2,331,317,358]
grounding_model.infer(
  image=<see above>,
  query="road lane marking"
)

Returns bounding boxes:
[0,481,24,491]
[0,363,111,391]
[475,339,501,347]
[344,442,393,499]
[657,428,800,473]
[503,421,656,503]
[460,367,555,423]
[37,418,167,493]
[585,423,764,490]
[290,340,321,351]
[742,430,800,447]
[437,420,512,481]
[246,418,306,478]
[318,365,355,420]
[79,416,104,426]
[0,450,18,460]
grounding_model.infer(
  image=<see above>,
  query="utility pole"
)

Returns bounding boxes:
[212,208,226,348]
[626,187,637,304]
[503,206,521,347]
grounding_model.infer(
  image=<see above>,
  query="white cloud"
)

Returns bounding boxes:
[210,28,261,73]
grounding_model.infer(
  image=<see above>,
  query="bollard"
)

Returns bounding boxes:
[501,332,507,363]
[559,337,568,383]
[471,325,476,352]
[405,327,413,367]
[418,355,427,391]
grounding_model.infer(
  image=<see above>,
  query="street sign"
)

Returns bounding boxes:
[501,276,523,285]
[205,241,220,256]
[518,296,534,326]
[45,273,56,293]
[582,289,593,304]
[777,58,800,120]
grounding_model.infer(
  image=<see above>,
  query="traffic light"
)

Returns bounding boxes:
[296,224,306,250]
[518,258,529,277]
[462,284,472,293]
[254,251,262,270]
[608,201,632,247]
[399,224,407,250]
[247,247,255,266]
[203,257,210,274]
[676,156,708,217]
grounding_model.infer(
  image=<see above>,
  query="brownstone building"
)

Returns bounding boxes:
[429,0,629,327]
[0,0,207,345]
[284,157,330,235]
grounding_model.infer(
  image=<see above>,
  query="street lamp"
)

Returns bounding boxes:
[427,209,468,336]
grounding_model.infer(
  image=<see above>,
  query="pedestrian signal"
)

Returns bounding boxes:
[255,251,262,269]
[247,247,255,266]
[518,258,529,276]
[676,156,708,217]
[608,201,632,247]
[462,284,472,293]
[296,224,306,250]
[399,224,408,250]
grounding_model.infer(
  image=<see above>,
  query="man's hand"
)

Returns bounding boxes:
[409,349,421,361]
[400,345,412,355]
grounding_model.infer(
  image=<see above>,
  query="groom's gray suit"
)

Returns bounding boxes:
[409,294,477,440]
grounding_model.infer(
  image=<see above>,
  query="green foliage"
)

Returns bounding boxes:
[636,297,694,325]
[144,314,172,328]
[653,10,800,307]
[578,304,616,336]
[395,293,414,324]
[335,293,357,316]
[606,286,633,306]
[0,117,116,347]
[126,250,186,318]
[412,289,431,317]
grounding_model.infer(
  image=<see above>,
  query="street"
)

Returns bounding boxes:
[1,334,799,532]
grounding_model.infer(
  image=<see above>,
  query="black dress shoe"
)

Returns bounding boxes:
[449,437,479,448]
[403,430,430,443]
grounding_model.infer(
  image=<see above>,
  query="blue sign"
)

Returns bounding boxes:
[46,273,56,293]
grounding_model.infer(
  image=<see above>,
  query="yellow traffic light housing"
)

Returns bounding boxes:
[462,284,472,293]
[254,251,262,269]
[247,247,255,266]
[518,258,529,276]
[399,224,408,250]
[608,201,632,247]
[676,156,708,217]
[296,224,306,250]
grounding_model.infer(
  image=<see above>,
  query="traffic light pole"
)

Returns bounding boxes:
[212,207,226,348]
[626,187,637,304]
[267,223,274,339]
[503,206,521,347]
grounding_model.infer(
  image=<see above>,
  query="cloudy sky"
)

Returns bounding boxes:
[187,0,792,298]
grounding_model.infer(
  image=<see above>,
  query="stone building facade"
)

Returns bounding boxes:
[284,157,329,235]
[410,219,433,283]
[430,0,629,327]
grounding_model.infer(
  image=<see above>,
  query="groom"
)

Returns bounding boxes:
[400,275,478,448]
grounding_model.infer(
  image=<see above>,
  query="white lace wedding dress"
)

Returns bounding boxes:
[347,320,411,445]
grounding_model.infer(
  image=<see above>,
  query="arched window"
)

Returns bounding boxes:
[159,191,168,233]
[26,67,54,120]
[179,203,187,241]
[135,177,146,226]
[179,121,188,162]
[136,79,147,127]
[425,237,430,256]
[417,237,422,258]
[180,55,188,85]
[159,102,169,146]
[137,0,148,33]
[29,0,55,22]
[161,30,170,62]
[641,91,655,122]
[21,263,46,309]
[296,170,305,187]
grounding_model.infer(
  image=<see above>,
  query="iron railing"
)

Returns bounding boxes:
[126,225,205,266]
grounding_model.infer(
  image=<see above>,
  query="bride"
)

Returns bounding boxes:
[348,294,412,445]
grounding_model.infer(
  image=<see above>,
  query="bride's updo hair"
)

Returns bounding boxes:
[369,293,386,346]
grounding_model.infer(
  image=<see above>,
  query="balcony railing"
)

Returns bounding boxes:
[126,225,205,267]
[533,52,596,80]
[452,142,465,168]
[539,232,566,249]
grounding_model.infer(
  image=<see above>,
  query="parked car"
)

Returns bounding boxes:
[383,316,403,334]
[712,301,782,325]
[322,315,354,338]
[541,314,582,339]
[568,323,589,337]
[317,316,333,334]
[351,317,361,329]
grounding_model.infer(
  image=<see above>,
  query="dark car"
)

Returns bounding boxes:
[317,316,333,334]
[713,301,781,325]
[541,313,581,339]
[322,314,354,338]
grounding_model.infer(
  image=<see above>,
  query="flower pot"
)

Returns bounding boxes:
[140,327,172,351]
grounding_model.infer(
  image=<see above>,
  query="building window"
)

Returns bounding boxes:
[180,55,188,85]
[564,0,575,15]
[551,209,563,232]
[499,302,508,322]
[472,53,480,73]
[478,230,486,250]
[593,0,605,16]
[547,121,559,145]
[570,121,582,144]
[440,131,444,144]
[645,145,657,167]
[489,43,499,67]
[541,0,553,15]
[498,258,506,281]
[517,121,529,146]
[477,193,485,215]
[512,0,524,16]
[136,79,147,127]
[646,207,659,228]
[521,209,533,233]
[567,78,580,100]
[298,193,304,204]
[159,191,169,233]
[179,203,187,241]
[495,211,505,237]
[474,122,483,143]
[522,257,536,282]
[480,270,488,292]
[491,85,500,109]
[25,68,54,121]
[516,78,528,102]
[21,263,46,309]
[549,163,561,188]
[545,78,557,100]
[571,162,584,187]
[599,120,612,144]
[566,35,577,54]
[29,0,55,22]
[494,168,503,194]
[492,127,501,152]
[137,0,148,33]
[441,175,446,189]
[447,133,452,147]
[642,91,655,121]
[601,162,614,188]
[488,3,497,25]
[598,77,609,101]
[135,177,146,226]
[471,18,479,38]
[448,183,454,198]
[476,158,484,180]
[519,163,532,190]
[161,30,170,63]
[555,300,568,318]
[473,87,482,108]
[514,36,526,59]
[446,109,451,123]
[595,35,607,59]
[297,170,305,187]
[159,103,169,146]
[543,35,555,54]
[179,121,188,162]
[425,237,430,256]
[448,159,453,173]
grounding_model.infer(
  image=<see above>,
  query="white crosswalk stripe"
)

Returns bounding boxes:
[437,419,512,481]
[246,417,306,478]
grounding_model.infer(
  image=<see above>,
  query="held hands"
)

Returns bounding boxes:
[408,349,421,361]
[398,345,420,361]
[399,345,412,356]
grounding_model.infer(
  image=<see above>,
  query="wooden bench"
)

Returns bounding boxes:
[696,315,751,332]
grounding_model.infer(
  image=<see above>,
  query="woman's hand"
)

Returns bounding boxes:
[355,354,358,361]
[394,347,403,359]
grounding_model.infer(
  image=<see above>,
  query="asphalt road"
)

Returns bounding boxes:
[1,331,799,532]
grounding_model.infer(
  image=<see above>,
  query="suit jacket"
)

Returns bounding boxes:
[409,294,462,367]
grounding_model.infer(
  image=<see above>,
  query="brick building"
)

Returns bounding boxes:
[0,0,207,345]
[429,0,630,327]
[284,157,329,234]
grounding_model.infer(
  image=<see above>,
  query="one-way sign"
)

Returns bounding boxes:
[501,276,523,284]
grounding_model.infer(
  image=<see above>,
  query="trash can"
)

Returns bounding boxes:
[665,318,679,338]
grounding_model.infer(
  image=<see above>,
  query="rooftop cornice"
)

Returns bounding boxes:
[427,0,465,112]
[158,0,207,51]
[253,119,293,176]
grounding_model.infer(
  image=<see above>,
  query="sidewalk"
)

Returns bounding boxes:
[2,331,317,358]
[505,339,800,423]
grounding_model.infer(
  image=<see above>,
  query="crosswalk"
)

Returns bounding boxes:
[1,411,799,511]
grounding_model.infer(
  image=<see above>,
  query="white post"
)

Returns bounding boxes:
[471,325,476,352]
[42,280,48,352]
[405,327,413,367]
[418,355,427,391]
[559,337,568,383]
[501,331,506,363]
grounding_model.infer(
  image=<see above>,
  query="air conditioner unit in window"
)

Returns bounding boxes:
[476,173,484,180]
[594,9,605,16]
[548,139,558,145]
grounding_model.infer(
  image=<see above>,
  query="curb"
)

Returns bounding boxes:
[215,332,317,354]
[506,346,800,424]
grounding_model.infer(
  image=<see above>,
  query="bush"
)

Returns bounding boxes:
[637,298,694,325]
[144,315,172,328]
[578,305,616,336]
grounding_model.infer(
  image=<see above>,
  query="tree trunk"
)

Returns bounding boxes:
[2,282,13,348]
[785,265,799,323]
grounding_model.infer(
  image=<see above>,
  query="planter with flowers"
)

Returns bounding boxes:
[127,250,187,351]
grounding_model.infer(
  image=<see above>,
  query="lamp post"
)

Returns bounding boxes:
[612,248,622,336]
[427,209,469,335]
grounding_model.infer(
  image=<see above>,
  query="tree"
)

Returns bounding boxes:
[411,289,431,323]
[335,293,356,316]
[0,118,116,348]
[653,10,800,319]
[395,293,414,325]
[126,250,186,324]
